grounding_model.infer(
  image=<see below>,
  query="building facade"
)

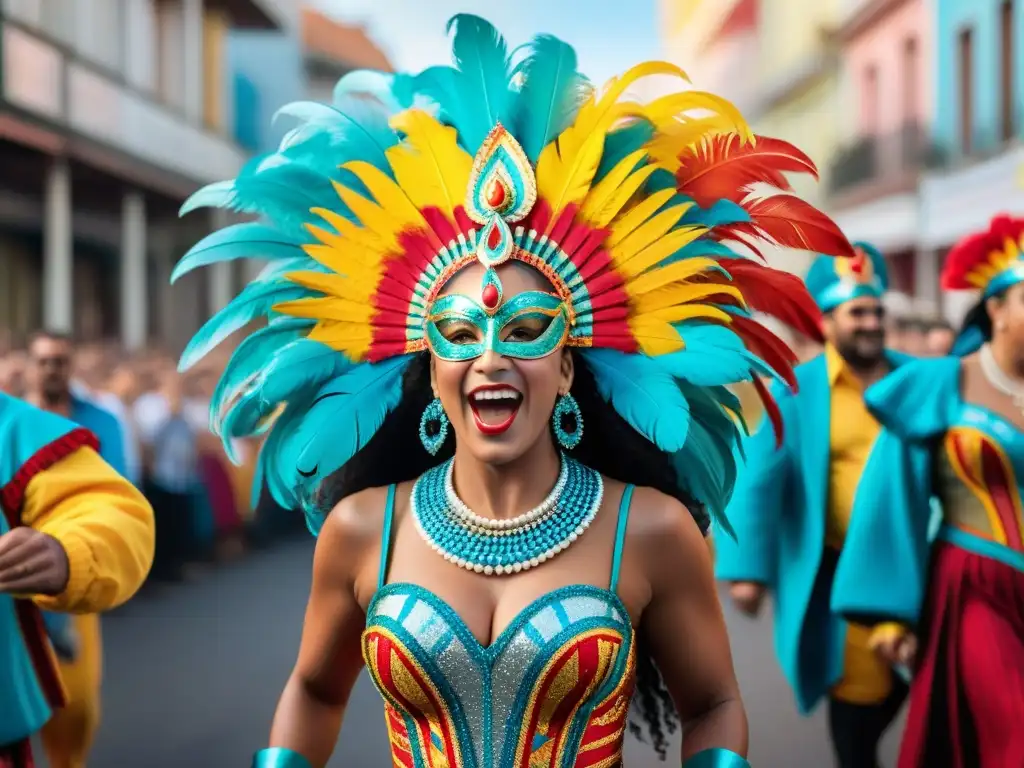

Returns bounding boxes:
[919,0,1024,322]
[300,7,392,105]
[660,0,841,275]
[826,0,934,303]
[0,0,288,352]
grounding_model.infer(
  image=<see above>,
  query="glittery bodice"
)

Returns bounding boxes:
[361,481,637,767]
[939,403,1024,552]
[362,583,635,768]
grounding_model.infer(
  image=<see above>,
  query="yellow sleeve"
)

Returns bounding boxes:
[20,446,155,614]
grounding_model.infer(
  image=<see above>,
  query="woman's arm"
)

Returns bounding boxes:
[635,488,748,763]
[263,493,379,768]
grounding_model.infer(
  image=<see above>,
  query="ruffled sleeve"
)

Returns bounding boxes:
[863,355,960,441]
[831,356,958,627]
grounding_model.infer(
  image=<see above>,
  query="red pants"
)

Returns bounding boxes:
[899,542,1024,768]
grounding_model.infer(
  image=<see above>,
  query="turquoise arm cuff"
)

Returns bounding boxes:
[683,748,752,768]
[251,747,313,768]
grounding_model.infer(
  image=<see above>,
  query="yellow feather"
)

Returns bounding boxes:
[646,120,732,171]
[535,128,606,216]
[606,189,681,248]
[627,316,686,356]
[580,153,659,228]
[641,91,752,143]
[610,205,688,268]
[330,181,407,255]
[616,226,708,278]
[283,270,376,300]
[306,320,373,360]
[387,109,473,219]
[273,296,375,324]
[640,285,745,320]
[309,207,390,259]
[630,308,732,357]
[625,257,722,297]
[536,61,689,215]
[342,160,425,234]
[631,273,733,313]
[301,239,380,279]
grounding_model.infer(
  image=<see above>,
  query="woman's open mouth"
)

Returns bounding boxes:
[467,385,523,436]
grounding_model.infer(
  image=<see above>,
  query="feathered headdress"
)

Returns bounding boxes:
[804,241,888,313]
[171,15,852,534]
[943,213,1024,355]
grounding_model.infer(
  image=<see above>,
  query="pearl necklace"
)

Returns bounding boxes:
[443,455,568,532]
[411,455,603,576]
[979,344,1024,416]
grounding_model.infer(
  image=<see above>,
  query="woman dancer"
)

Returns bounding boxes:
[174,16,852,767]
[834,213,1024,767]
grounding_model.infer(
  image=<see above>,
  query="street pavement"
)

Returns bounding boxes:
[72,538,903,768]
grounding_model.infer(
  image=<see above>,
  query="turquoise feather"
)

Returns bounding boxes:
[413,15,516,153]
[581,349,691,452]
[180,155,332,240]
[271,356,413,519]
[595,121,655,181]
[671,381,743,537]
[274,98,397,174]
[682,199,750,228]
[178,279,311,373]
[171,223,304,283]
[210,317,314,436]
[659,323,782,386]
[220,338,354,443]
[512,34,589,162]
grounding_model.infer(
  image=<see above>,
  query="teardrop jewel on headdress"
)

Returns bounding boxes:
[466,123,537,226]
[465,124,538,306]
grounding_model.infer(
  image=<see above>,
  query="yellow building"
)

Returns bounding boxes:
[660,0,845,275]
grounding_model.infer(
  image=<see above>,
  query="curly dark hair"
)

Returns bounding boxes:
[318,350,710,759]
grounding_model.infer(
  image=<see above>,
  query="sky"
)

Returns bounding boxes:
[312,0,662,86]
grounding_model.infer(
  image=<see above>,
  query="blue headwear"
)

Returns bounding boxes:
[804,241,888,313]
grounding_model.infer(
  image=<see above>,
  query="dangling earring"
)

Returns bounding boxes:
[552,392,584,450]
[419,397,450,456]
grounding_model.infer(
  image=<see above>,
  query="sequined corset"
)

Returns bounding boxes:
[939,403,1024,554]
[361,484,637,767]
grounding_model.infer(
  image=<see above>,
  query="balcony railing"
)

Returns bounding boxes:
[0,19,246,187]
[827,122,930,196]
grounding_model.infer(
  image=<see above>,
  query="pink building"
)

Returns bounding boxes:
[829,0,934,298]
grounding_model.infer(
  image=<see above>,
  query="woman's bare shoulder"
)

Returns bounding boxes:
[620,485,709,578]
[319,482,411,563]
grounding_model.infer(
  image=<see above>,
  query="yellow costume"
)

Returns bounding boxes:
[0,392,154,768]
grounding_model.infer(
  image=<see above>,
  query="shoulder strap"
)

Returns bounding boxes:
[609,484,635,593]
[377,484,398,590]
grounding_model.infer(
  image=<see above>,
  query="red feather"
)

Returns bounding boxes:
[676,135,818,208]
[941,213,1024,290]
[751,374,784,447]
[727,195,856,259]
[719,258,825,342]
[729,314,799,389]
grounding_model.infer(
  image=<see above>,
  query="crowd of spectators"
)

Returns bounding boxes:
[0,331,302,591]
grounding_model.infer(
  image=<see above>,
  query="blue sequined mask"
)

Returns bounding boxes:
[425,291,570,362]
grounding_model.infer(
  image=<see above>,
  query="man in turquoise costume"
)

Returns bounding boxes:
[715,244,912,768]
[0,392,154,768]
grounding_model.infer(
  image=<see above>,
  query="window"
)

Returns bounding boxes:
[1001,0,1015,141]
[959,28,974,154]
[902,37,918,125]
[862,64,879,135]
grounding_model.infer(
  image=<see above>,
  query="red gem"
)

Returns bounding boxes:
[482,283,500,308]
[486,223,502,250]
[486,179,507,209]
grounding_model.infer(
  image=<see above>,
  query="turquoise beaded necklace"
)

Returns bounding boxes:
[411,454,604,575]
